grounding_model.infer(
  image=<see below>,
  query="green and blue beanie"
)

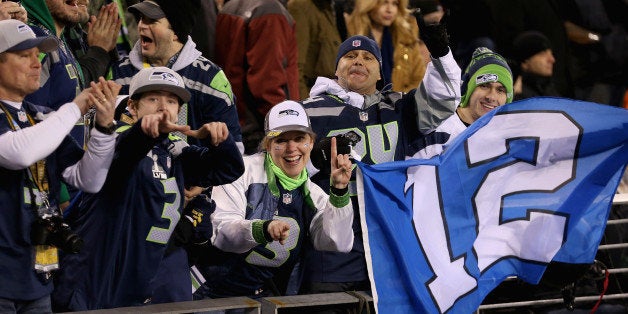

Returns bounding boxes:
[459,47,513,107]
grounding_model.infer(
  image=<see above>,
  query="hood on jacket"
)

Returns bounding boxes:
[23,0,57,35]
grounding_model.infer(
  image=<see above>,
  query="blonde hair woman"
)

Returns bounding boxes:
[346,0,425,92]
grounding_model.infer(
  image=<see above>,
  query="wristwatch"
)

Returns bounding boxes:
[95,121,117,135]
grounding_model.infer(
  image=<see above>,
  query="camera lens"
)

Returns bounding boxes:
[58,231,84,254]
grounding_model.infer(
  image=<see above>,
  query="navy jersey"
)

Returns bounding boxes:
[111,39,242,148]
[302,92,422,283]
[202,153,353,298]
[0,102,83,300]
[301,53,461,284]
[204,183,314,298]
[52,121,244,310]
[25,24,82,111]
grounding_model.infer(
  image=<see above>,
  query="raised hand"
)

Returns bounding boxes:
[183,122,229,146]
[0,1,27,23]
[141,111,191,138]
[330,136,352,189]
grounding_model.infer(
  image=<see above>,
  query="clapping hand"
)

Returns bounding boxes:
[0,1,27,22]
[87,2,121,52]
[87,77,121,128]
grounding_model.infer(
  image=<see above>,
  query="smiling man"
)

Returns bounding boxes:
[411,47,513,159]
[110,0,243,152]
[0,19,118,314]
[300,33,462,296]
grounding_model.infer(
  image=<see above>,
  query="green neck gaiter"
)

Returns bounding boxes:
[265,153,308,191]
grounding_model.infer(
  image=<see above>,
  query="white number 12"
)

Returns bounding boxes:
[407,111,581,313]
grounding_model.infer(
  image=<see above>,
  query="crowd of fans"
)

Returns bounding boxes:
[0,0,625,313]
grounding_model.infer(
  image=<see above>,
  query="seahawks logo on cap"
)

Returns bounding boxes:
[17,24,33,35]
[476,73,499,85]
[352,40,361,47]
[278,109,299,117]
[149,72,179,85]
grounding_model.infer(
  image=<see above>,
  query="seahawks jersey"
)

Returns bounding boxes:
[111,38,242,149]
[301,51,461,284]
[201,154,353,298]
[52,121,244,310]
[0,102,83,300]
[25,24,82,111]
[205,183,313,297]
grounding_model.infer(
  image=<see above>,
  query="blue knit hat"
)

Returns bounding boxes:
[335,35,382,70]
[460,47,513,107]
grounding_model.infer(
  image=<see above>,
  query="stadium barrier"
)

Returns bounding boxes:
[66,194,627,313]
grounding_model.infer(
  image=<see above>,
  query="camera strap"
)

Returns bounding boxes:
[0,101,58,275]
[24,160,59,275]
[0,102,50,205]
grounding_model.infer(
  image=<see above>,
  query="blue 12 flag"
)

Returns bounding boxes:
[357,98,628,313]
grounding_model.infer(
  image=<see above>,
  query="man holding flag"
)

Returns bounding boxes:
[410,46,513,159]
[358,96,628,313]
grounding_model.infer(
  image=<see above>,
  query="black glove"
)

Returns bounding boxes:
[184,194,214,243]
[310,131,361,176]
[413,9,450,58]
[170,194,215,252]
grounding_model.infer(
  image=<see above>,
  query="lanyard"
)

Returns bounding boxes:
[0,102,50,196]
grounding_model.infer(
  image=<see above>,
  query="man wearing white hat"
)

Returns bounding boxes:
[52,67,245,310]
[0,19,118,313]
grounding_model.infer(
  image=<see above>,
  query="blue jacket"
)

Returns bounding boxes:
[52,120,244,310]
[111,38,243,151]
[0,102,83,300]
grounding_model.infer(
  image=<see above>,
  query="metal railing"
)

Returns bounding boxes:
[477,194,628,312]
[67,194,628,313]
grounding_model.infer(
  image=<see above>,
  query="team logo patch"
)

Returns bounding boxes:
[476,73,499,85]
[282,193,292,205]
[17,24,32,34]
[17,111,27,122]
[352,40,362,47]
[278,109,299,117]
[267,130,282,137]
[359,111,368,122]
[149,72,179,85]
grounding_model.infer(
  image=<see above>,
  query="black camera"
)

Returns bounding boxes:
[31,214,83,254]
[311,131,362,176]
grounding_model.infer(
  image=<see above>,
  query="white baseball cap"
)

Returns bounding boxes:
[0,19,58,54]
[128,67,191,103]
[264,100,313,138]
